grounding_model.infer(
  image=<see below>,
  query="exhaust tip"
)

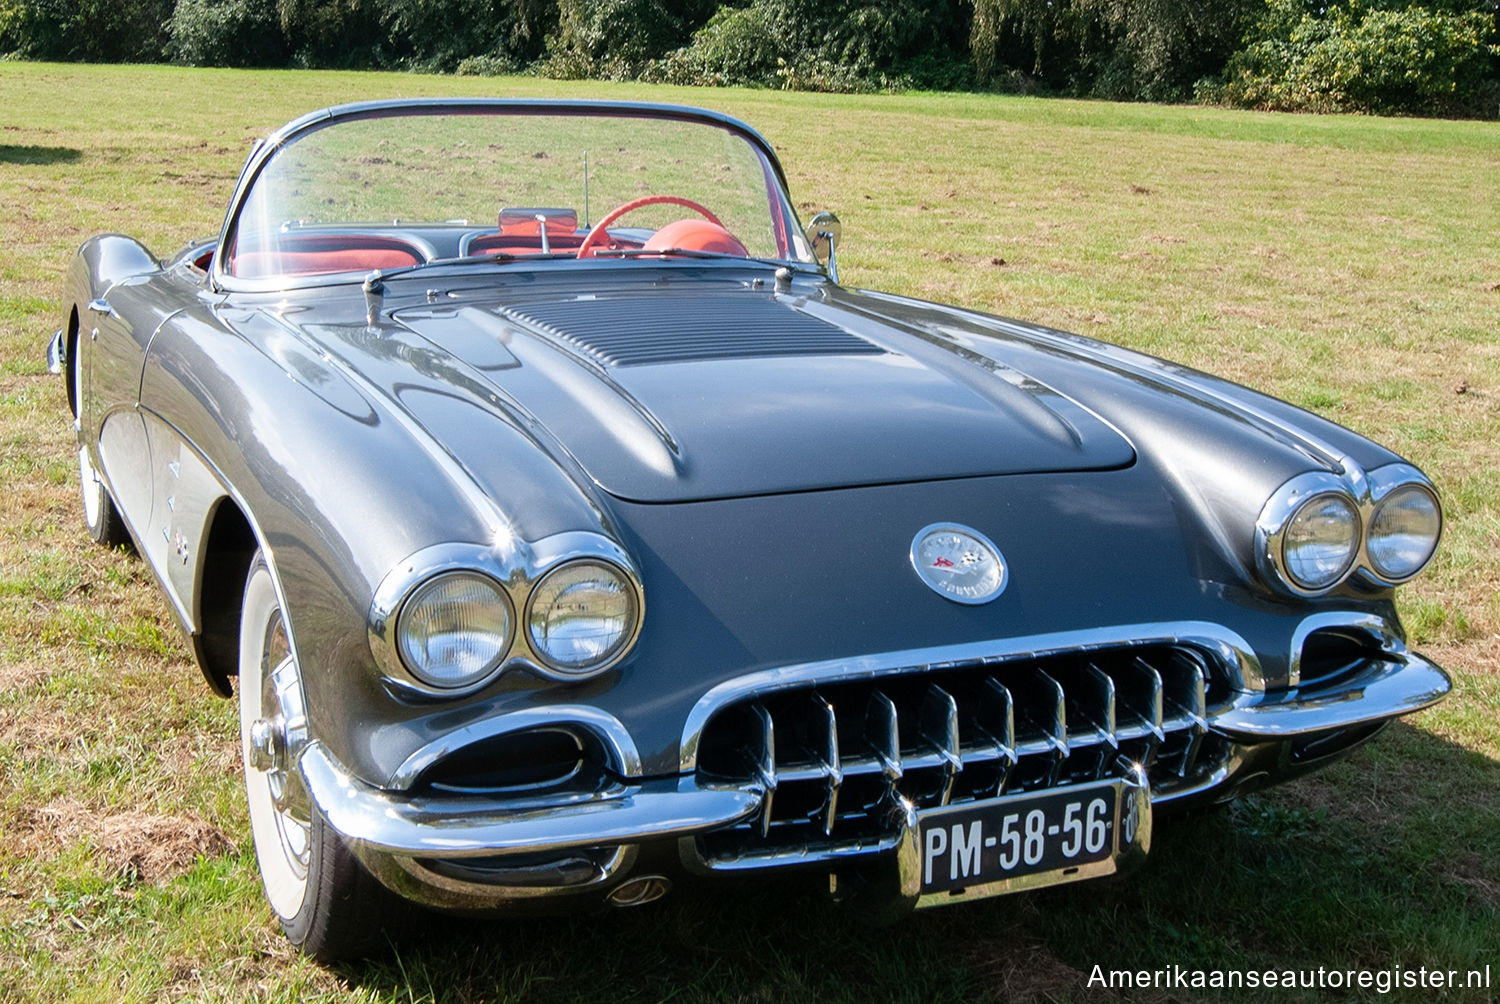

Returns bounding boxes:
[606,875,672,908]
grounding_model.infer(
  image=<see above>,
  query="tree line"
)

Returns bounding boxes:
[3,0,1497,118]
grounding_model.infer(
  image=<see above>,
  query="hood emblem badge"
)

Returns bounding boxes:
[911,523,1008,605]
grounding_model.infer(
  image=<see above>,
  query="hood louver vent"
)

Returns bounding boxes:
[502,295,884,367]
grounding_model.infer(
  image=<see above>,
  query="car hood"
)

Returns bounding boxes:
[392,284,1134,503]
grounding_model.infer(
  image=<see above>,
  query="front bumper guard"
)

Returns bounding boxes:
[300,649,1448,866]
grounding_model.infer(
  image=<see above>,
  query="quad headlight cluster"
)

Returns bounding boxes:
[371,538,644,696]
[1257,464,1441,596]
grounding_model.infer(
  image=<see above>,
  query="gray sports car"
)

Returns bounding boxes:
[51,99,1450,961]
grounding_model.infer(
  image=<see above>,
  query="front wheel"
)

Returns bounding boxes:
[238,551,399,961]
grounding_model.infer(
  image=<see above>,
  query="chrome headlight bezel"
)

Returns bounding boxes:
[369,533,645,698]
[1362,466,1442,584]
[1257,472,1361,596]
[525,558,643,678]
[1257,463,1442,597]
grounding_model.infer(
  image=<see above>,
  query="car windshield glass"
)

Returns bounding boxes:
[226,108,805,280]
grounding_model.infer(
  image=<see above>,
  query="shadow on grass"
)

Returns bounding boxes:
[328,720,1500,1003]
[0,145,81,165]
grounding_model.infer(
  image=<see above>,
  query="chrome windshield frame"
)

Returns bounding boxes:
[210,99,810,295]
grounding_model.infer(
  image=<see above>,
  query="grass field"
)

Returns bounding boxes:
[1,62,1497,1002]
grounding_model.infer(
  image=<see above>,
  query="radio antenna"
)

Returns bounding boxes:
[582,150,590,229]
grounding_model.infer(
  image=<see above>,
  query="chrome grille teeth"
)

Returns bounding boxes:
[972,677,1018,798]
[864,691,903,796]
[697,645,1224,865]
[806,693,842,837]
[918,684,962,806]
[1160,651,1209,777]
[1012,669,1068,785]
[748,703,777,838]
[1117,656,1167,745]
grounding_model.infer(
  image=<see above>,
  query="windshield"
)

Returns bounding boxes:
[225,107,809,281]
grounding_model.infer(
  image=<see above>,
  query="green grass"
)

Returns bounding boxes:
[2,62,1498,1002]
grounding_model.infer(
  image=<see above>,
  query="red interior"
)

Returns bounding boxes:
[229,235,425,278]
[466,232,588,256]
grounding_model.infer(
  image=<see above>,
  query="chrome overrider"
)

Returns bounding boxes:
[295,616,1449,911]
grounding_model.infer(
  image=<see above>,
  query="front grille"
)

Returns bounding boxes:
[693,644,1225,867]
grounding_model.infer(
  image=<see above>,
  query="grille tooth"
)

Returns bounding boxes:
[806,693,842,836]
[863,691,903,805]
[918,684,963,806]
[693,644,1230,868]
[1085,663,1118,747]
[1160,651,1209,777]
[748,703,777,837]
[972,677,1017,798]
[1117,657,1166,744]
[1012,668,1068,784]
[1065,663,1119,781]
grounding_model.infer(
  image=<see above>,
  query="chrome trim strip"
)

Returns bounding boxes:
[678,622,1262,773]
[387,705,644,789]
[301,742,762,859]
[1210,649,1450,739]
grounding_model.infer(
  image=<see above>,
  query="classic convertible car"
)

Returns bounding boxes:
[53,99,1450,960]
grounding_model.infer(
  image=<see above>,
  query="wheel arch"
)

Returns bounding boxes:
[190,496,259,698]
[66,305,80,420]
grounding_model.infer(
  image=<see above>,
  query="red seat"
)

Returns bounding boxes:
[229,235,424,278]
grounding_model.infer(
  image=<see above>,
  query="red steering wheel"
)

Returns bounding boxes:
[576,194,725,259]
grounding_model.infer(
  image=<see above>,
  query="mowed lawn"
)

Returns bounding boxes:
[1,63,1497,1002]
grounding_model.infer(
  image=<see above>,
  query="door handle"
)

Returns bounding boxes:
[87,298,115,318]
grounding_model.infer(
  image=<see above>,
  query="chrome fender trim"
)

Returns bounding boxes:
[47,329,66,375]
[300,742,763,858]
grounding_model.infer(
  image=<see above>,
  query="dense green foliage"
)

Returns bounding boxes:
[2,0,1496,116]
[1203,0,1500,116]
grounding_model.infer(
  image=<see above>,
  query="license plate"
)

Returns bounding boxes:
[918,781,1127,894]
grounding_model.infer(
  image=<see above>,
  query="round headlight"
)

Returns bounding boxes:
[1281,492,1360,591]
[1367,484,1441,581]
[527,560,639,674]
[397,572,513,689]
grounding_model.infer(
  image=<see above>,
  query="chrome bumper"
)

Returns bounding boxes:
[297,646,1448,909]
[1211,647,1450,739]
[299,742,763,859]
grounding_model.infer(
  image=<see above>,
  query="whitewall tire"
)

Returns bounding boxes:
[238,551,397,961]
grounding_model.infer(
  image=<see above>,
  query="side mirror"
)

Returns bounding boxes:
[805,212,842,284]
